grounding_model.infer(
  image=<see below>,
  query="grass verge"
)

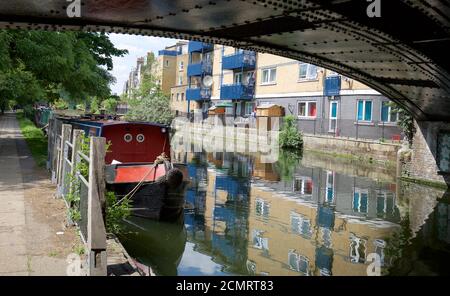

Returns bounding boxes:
[16,112,47,167]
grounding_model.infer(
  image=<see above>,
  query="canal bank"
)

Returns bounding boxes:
[0,113,81,275]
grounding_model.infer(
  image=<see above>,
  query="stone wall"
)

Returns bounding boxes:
[302,134,400,163]
[404,121,450,186]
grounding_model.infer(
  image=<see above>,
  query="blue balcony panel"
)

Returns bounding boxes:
[324,76,341,96]
[186,88,211,101]
[220,84,254,100]
[158,50,178,56]
[188,41,214,53]
[222,51,256,70]
[187,61,213,77]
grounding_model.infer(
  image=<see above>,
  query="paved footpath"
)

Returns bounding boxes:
[0,113,80,275]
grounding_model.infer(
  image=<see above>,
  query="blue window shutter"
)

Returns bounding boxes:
[357,101,363,120]
[381,102,389,122]
[364,101,372,121]
[353,193,359,211]
[331,102,337,118]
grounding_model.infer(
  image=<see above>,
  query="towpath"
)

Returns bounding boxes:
[0,113,80,275]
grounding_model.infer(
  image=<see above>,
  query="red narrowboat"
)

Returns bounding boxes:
[65,115,187,221]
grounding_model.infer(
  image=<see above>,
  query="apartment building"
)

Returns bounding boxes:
[179,41,402,141]
[122,57,145,97]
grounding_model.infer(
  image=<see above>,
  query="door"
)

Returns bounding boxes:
[329,101,338,134]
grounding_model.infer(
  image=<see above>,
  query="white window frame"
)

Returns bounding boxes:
[178,75,183,86]
[376,190,396,215]
[255,198,270,217]
[261,67,277,85]
[329,101,338,132]
[244,102,254,115]
[297,101,317,119]
[293,176,313,196]
[356,99,373,122]
[380,101,398,123]
[298,63,318,81]
[325,171,335,203]
[349,234,367,264]
[234,72,243,84]
[252,229,269,252]
[179,61,184,71]
[290,211,312,238]
[176,93,180,101]
[288,250,310,275]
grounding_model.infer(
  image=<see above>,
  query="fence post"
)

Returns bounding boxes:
[87,137,107,276]
[57,124,72,197]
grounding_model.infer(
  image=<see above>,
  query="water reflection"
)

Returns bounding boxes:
[120,150,450,276]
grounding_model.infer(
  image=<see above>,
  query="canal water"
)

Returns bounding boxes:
[119,150,450,276]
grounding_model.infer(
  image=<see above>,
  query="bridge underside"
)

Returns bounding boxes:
[0,0,449,121]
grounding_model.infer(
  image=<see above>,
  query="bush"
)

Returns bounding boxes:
[279,115,303,149]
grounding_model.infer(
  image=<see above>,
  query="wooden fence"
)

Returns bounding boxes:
[48,116,107,276]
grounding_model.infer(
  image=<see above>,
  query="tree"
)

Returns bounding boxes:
[0,30,128,110]
[124,53,173,125]
[279,115,303,150]
[389,102,416,147]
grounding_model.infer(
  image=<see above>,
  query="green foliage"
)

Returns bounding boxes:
[102,97,118,114]
[124,53,173,125]
[16,112,47,167]
[389,102,416,147]
[274,149,303,182]
[0,29,127,112]
[279,115,303,150]
[106,191,131,235]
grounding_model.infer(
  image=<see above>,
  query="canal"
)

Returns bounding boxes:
[119,150,450,276]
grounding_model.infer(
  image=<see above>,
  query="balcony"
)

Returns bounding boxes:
[220,84,254,100]
[158,50,178,56]
[188,41,214,53]
[222,51,256,70]
[186,87,212,101]
[187,61,213,77]
[324,75,341,96]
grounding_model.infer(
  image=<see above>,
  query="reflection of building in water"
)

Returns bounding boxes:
[183,153,252,274]
[247,184,400,276]
[181,151,402,276]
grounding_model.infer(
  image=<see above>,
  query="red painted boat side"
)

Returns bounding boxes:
[100,123,170,164]
[114,164,167,184]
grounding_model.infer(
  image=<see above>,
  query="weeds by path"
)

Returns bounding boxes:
[16,112,47,167]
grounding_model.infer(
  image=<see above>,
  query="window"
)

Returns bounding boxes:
[349,234,367,264]
[325,171,335,203]
[261,68,276,84]
[234,73,243,84]
[176,93,180,101]
[437,131,450,172]
[252,230,269,254]
[381,101,398,123]
[329,101,338,132]
[353,188,369,213]
[299,63,318,80]
[246,260,257,275]
[320,227,332,248]
[298,101,317,118]
[181,93,184,101]
[376,191,395,217]
[374,239,386,266]
[357,100,373,121]
[179,61,184,71]
[165,60,169,67]
[293,177,313,195]
[288,251,309,275]
[244,102,254,115]
[255,198,270,218]
[236,102,242,116]
[171,94,174,101]
[291,212,312,239]
[178,75,183,85]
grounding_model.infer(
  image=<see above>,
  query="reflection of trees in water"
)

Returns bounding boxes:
[274,149,303,182]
